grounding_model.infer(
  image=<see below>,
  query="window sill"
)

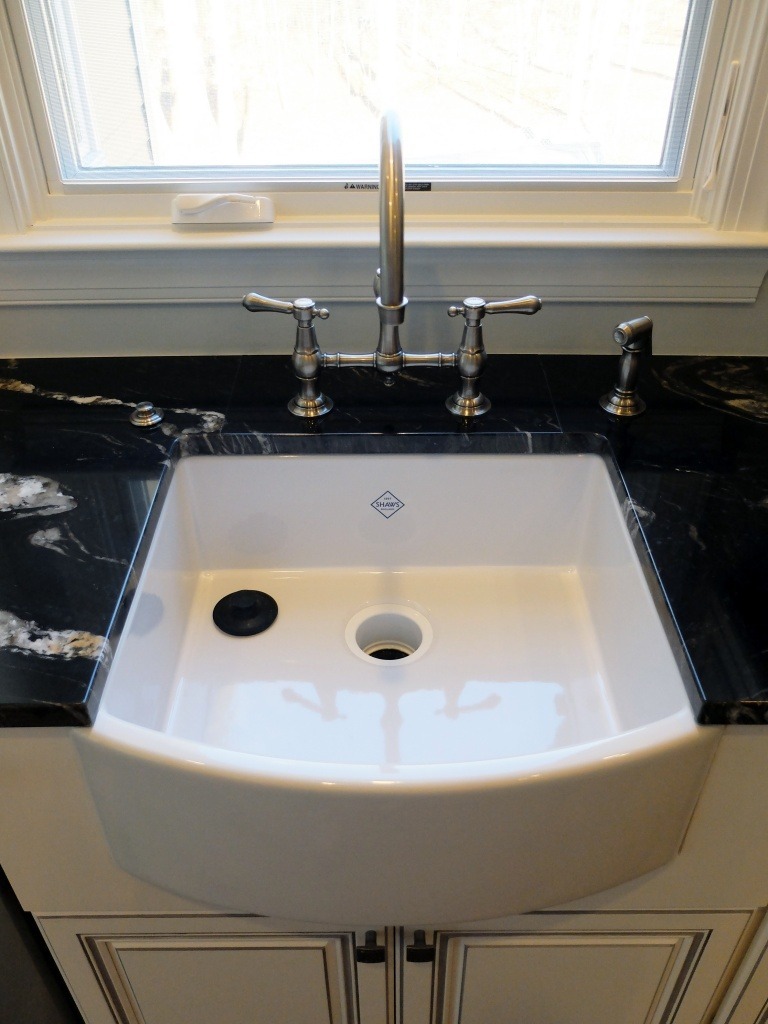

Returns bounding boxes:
[0,217,766,306]
[4,213,768,249]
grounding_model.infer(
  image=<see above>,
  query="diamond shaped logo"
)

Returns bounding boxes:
[371,491,404,518]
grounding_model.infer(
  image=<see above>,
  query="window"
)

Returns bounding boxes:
[11,0,715,187]
[0,0,766,312]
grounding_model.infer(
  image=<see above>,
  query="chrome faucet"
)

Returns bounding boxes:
[243,112,541,417]
[375,112,407,378]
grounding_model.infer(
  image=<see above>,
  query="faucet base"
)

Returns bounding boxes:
[288,392,334,418]
[599,389,646,417]
[445,389,491,418]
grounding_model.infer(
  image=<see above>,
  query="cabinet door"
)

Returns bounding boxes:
[87,933,353,1024]
[710,914,768,1024]
[38,916,369,1024]
[417,912,754,1024]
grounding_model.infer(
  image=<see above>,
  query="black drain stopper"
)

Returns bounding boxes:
[212,589,278,637]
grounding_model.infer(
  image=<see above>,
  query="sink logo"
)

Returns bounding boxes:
[371,491,404,518]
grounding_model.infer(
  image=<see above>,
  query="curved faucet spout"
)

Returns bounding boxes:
[245,110,542,415]
[379,111,404,309]
[376,111,407,370]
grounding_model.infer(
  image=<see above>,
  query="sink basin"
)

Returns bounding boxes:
[77,434,717,925]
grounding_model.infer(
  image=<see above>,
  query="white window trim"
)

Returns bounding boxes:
[0,0,766,309]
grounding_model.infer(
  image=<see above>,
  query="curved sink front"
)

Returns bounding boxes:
[78,437,718,925]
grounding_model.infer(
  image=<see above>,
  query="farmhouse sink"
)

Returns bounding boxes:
[77,434,718,925]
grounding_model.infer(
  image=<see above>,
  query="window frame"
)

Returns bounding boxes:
[8,0,720,192]
[0,0,766,312]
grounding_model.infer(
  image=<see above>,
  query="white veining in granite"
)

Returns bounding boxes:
[0,376,225,433]
[659,358,768,423]
[0,610,106,660]
[28,525,128,565]
[622,496,656,538]
[0,473,76,517]
[0,378,123,405]
[28,527,70,555]
[688,524,707,551]
[160,410,225,434]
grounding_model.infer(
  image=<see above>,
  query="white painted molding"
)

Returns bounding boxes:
[0,1,44,232]
[692,2,768,232]
[0,241,764,307]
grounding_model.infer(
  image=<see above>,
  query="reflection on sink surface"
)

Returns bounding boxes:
[146,567,646,767]
[78,434,719,925]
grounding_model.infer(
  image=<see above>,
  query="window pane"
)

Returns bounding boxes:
[20,0,713,182]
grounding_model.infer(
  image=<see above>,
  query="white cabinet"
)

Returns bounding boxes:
[38,911,753,1024]
[39,917,389,1024]
[412,913,754,1024]
[709,915,768,1024]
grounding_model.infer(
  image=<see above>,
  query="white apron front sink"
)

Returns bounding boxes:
[77,435,718,925]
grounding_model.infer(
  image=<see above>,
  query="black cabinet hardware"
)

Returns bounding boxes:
[356,930,386,964]
[406,930,435,963]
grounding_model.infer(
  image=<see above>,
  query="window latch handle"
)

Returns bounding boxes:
[172,193,275,225]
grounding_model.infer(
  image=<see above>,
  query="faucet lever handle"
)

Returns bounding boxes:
[448,295,542,323]
[486,294,542,316]
[243,291,295,314]
[243,292,330,323]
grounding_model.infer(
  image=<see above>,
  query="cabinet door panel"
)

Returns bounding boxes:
[437,932,701,1024]
[427,913,756,1024]
[82,930,357,1024]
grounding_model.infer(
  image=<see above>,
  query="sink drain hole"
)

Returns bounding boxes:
[368,646,411,661]
[346,607,432,664]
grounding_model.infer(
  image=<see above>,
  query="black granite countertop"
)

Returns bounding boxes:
[0,352,766,727]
